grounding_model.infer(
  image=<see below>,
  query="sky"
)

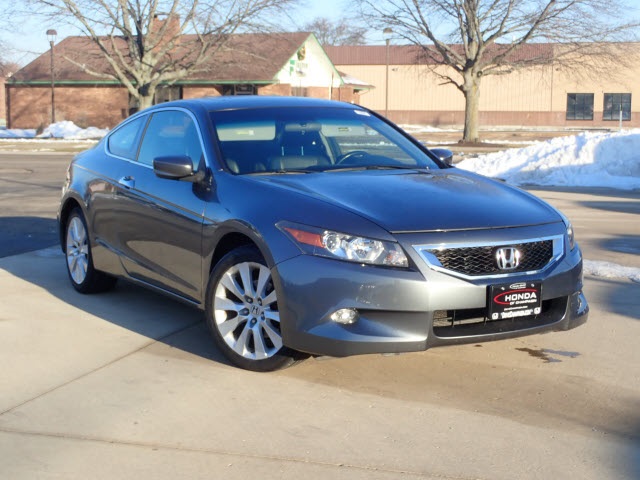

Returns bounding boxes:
[1,0,353,67]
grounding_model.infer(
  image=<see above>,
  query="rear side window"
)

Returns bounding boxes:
[107,116,147,160]
[137,110,203,169]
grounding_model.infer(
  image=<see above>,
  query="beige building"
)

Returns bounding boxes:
[326,44,640,128]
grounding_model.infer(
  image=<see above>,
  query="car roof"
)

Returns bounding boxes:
[152,95,363,113]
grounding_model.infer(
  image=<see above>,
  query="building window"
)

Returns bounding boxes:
[222,85,256,96]
[566,93,594,120]
[292,86,308,97]
[235,84,255,95]
[154,86,182,104]
[603,93,631,121]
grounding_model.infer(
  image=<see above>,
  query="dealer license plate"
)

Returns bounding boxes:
[488,282,542,320]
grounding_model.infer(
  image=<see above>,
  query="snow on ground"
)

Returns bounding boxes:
[0,121,108,140]
[400,124,458,133]
[421,140,458,146]
[483,139,540,146]
[458,129,640,190]
[0,128,36,138]
[39,121,108,139]
[583,260,640,284]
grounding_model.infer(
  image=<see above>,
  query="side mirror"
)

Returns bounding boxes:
[430,148,454,167]
[153,155,198,181]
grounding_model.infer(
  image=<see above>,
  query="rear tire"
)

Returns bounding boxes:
[205,245,303,371]
[64,207,117,294]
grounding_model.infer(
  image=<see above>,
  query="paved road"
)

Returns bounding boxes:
[0,153,68,257]
[1,152,639,479]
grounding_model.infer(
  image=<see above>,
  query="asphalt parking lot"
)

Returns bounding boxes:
[1,151,639,479]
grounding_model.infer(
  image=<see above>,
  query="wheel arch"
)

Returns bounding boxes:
[209,231,257,275]
[58,196,84,250]
[205,222,279,285]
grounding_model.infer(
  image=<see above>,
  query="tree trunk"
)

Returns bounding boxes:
[138,83,155,110]
[128,84,155,115]
[137,94,154,111]
[462,72,482,143]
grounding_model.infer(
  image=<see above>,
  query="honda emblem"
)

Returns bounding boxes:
[496,247,521,270]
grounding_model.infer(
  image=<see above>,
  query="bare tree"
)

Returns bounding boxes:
[354,0,640,142]
[303,17,367,45]
[0,40,14,76]
[0,61,21,77]
[16,0,297,111]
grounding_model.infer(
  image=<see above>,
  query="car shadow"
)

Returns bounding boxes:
[0,216,59,258]
[579,200,640,215]
[527,185,640,199]
[584,276,640,320]
[1,247,233,367]
[596,234,640,257]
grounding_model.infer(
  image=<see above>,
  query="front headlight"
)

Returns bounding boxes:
[566,221,575,250]
[559,212,576,250]
[279,223,409,268]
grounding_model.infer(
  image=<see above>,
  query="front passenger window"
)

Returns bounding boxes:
[137,110,203,169]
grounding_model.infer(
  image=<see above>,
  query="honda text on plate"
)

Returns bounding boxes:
[59,97,588,371]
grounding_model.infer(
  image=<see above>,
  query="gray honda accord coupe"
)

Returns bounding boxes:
[58,96,588,371]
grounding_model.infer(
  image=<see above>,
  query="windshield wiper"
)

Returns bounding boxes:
[324,164,431,173]
[249,169,317,175]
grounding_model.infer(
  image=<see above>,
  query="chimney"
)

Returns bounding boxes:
[150,14,181,48]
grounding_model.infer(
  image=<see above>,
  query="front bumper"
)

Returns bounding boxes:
[274,226,588,357]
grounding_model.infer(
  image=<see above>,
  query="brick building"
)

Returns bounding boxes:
[0,76,5,126]
[6,32,369,129]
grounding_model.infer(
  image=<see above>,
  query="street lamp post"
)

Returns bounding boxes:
[383,28,393,118]
[46,29,57,124]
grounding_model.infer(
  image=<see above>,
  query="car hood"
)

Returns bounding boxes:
[251,169,561,233]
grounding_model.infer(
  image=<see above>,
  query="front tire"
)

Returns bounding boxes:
[205,245,302,371]
[64,207,117,294]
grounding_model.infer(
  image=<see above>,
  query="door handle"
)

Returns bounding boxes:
[118,176,135,189]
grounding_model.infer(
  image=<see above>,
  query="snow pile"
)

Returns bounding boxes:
[38,121,108,139]
[583,260,640,283]
[458,129,640,190]
[0,121,108,140]
[401,124,458,133]
[0,128,36,138]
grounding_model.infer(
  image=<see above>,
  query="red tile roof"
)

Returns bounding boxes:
[12,32,312,84]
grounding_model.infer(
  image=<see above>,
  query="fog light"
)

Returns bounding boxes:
[330,308,359,325]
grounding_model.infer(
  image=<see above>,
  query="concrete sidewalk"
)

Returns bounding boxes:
[1,247,638,479]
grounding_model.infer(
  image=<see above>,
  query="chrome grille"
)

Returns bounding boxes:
[414,236,564,279]
[434,240,552,276]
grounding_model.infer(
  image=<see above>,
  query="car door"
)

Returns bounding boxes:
[89,115,148,274]
[115,108,207,302]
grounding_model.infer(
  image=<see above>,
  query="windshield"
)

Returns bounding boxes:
[209,107,441,174]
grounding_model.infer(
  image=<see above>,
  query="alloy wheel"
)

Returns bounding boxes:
[66,216,89,285]
[213,261,283,360]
